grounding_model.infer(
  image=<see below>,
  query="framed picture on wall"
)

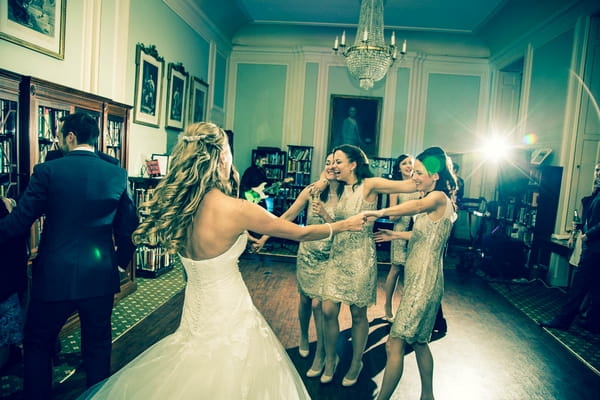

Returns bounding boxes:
[189,76,209,123]
[0,0,66,59]
[133,43,164,127]
[328,95,382,158]
[165,62,188,130]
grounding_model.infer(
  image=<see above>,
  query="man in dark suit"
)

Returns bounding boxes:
[0,112,138,399]
[539,162,600,333]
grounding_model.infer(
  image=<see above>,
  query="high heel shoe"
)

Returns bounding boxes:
[382,315,394,323]
[306,360,325,378]
[298,346,309,358]
[319,356,339,384]
[341,361,363,387]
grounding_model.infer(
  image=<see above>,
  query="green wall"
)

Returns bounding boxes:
[526,29,573,160]
[233,63,287,170]
[391,67,410,157]
[301,62,319,145]
[214,53,227,109]
[423,73,481,153]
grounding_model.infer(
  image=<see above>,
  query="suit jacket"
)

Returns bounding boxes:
[0,150,138,301]
[45,148,120,165]
[581,188,600,252]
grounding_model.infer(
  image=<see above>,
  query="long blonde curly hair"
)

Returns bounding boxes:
[132,122,239,253]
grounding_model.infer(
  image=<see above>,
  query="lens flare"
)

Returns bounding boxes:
[522,133,538,145]
[481,136,511,162]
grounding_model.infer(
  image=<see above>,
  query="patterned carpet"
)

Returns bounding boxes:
[488,279,600,375]
[0,259,187,398]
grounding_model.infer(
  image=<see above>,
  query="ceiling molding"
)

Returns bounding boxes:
[163,0,233,50]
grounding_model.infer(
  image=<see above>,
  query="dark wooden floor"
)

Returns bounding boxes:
[40,254,600,399]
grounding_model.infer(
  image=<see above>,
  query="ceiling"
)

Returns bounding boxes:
[236,0,509,34]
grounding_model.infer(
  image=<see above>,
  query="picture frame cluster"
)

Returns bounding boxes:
[133,43,209,130]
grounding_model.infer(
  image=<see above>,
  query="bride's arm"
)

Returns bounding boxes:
[238,197,364,241]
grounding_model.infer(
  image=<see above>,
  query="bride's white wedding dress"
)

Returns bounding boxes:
[81,234,310,399]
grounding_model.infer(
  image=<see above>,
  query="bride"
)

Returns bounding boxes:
[80,122,366,399]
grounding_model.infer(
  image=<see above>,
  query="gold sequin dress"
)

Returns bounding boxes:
[296,202,336,298]
[321,183,377,307]
[390,196,456,344]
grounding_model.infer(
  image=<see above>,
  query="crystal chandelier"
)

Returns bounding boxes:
[333,0,406,90]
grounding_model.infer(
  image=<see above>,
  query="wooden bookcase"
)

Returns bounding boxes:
[102,101,131,167]
[0,70,136,299]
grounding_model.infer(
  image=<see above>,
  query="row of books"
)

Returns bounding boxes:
[0,100,17,135]
[261,152,286,166]
[287,159,311,173]
[264,167,285,180]
[105,120,123,147]
[0,138,13,174]
[288,147,312,161]
[290,173,311,186]
[136,245,172,272]
[38,106,69,140]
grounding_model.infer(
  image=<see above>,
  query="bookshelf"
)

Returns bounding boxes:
[495,161,563,270]
[0,69,21,200]
[249,147,287,215]
[102,101,131,167]
[128,177,173,278]
[285,145,313,224]
[12,72,137,297]
[252,147,287,184]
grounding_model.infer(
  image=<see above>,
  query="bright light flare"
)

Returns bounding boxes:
[481,136,511,162]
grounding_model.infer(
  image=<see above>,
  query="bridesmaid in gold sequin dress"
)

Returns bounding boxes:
[251,153,343,377]
[368,147,458,400]
[315,145,418,387]
[383,154,420,322]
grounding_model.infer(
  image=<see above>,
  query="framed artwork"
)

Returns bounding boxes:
[188,76,209,124]
[133,43,164,127]
[151,153,170,176]
[0,0,66,59]
[328,95,382,158]
[530,148,552,165]
[165,62,188,130]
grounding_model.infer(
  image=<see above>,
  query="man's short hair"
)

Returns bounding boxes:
[60,112,99,146]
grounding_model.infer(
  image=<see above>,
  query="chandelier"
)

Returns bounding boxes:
[333,0,406,90]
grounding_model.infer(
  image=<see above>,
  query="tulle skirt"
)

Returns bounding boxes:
[78,306,310,400]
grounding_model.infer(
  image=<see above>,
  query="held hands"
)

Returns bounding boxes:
[343,212,369,232]
[246,233,268,253]
[362,209,383,222]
